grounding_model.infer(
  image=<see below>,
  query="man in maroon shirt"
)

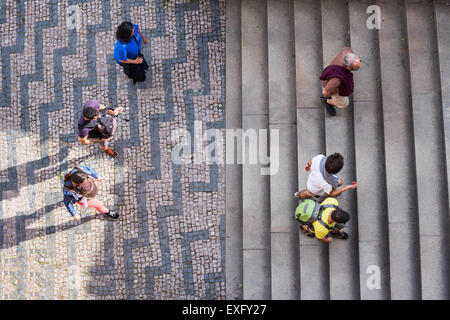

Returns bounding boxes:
[320,47,361,116]
[78,100,123,157]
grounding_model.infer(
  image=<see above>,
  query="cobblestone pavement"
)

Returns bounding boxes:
[0,0,225,299]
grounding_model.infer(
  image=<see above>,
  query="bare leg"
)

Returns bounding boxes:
[297,189,318,199]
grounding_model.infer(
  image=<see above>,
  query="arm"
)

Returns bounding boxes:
[305,159,312,171]
[79,166,99,179]
[119,57,143,64]
[78,135,96,145]
[138,28,148,44]
[325,181,357,197]
[106,106,123,116]
[63,190,79,218]
[318,236,333,243]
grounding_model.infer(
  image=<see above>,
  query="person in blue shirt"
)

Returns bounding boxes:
[63,166,119,221]
[114,22,149,84]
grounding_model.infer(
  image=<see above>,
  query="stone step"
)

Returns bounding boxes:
[293,0,330,300]
[434,2,450,293]
[225,0,243,300]
[226,0,450,300]
[267,0,299,300]
[320,0,360,300]
[241,0,271,300]
[404,0,449,299]
[377,0,421,299]
[348,0,390,299]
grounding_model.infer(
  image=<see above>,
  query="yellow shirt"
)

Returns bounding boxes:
[312,197,338,240]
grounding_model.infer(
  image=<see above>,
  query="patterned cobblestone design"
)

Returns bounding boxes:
[0,0,225,299]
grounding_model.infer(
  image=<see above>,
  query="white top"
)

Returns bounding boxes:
[306,154,333,196]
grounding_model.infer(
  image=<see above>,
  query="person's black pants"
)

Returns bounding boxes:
[122,53,149,84]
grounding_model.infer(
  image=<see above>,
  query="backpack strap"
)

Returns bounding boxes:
[78,106,114,132]
[78,119,99,131]
[316,204,339,230]
[132,35,141,55]
[317,218,332,230]
[320,204,338,211]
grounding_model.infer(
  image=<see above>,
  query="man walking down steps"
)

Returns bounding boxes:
[320,46,361,116]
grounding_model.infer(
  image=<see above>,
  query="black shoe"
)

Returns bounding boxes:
[331,230,348,240]
[324,101,336,116]
[105,210,120,220]
[320,95,328,104]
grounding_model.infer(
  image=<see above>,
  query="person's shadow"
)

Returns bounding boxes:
[0,153,93,202]
[0,200,97,249]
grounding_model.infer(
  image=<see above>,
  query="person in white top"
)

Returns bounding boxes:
[295,153,357,199]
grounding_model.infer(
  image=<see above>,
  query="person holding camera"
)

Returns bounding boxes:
[77,99,123,157]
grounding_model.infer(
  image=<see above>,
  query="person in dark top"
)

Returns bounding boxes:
[63,166,119,221]
[114,22,149,84]
[78,99,123,157]
[320,47,361,116]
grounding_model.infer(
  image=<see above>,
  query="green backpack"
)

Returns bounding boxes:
[294,199,321,224]
[294,199,338,224]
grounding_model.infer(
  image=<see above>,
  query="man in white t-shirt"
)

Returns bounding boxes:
[295,153,357,199]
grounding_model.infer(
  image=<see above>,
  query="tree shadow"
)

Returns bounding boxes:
[0,200,97,249]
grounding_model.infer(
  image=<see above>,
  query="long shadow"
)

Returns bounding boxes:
[0,153,93,202]
[0,200,97,249]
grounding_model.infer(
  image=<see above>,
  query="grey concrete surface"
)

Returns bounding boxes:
[242,249,271,299]
[267,0,299,300]
[294,0,329,300]
[405,0,449,299]
[377,0,421,299]
[294,0,324,110]
[241,0,271,300]
[435,1,450,299]
[270,232,299,299]
[321,0,360,300]
[225,0,243,300]
[348,0,390,300]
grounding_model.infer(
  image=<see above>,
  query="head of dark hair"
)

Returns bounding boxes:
[83,106,100,120]
[116,22,134,43]
[331,209,350,224]
[325,153,344,174]
[70,170,87,185]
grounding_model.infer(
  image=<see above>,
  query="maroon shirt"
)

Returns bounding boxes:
[320,65,354,97]
[78,100,101,138]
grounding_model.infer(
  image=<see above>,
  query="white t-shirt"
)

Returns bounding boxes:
[306,154,333,196]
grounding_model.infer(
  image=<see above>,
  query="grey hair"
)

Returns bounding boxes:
[343,53,360,68]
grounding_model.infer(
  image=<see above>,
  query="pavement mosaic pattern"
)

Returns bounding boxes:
[0,0,226,299]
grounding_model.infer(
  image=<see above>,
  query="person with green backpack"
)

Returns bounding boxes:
[295,197,350,243]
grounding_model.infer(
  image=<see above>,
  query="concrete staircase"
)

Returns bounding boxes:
[225,0,450,300]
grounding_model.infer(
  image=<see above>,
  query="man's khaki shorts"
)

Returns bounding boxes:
[331,93,349,109]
